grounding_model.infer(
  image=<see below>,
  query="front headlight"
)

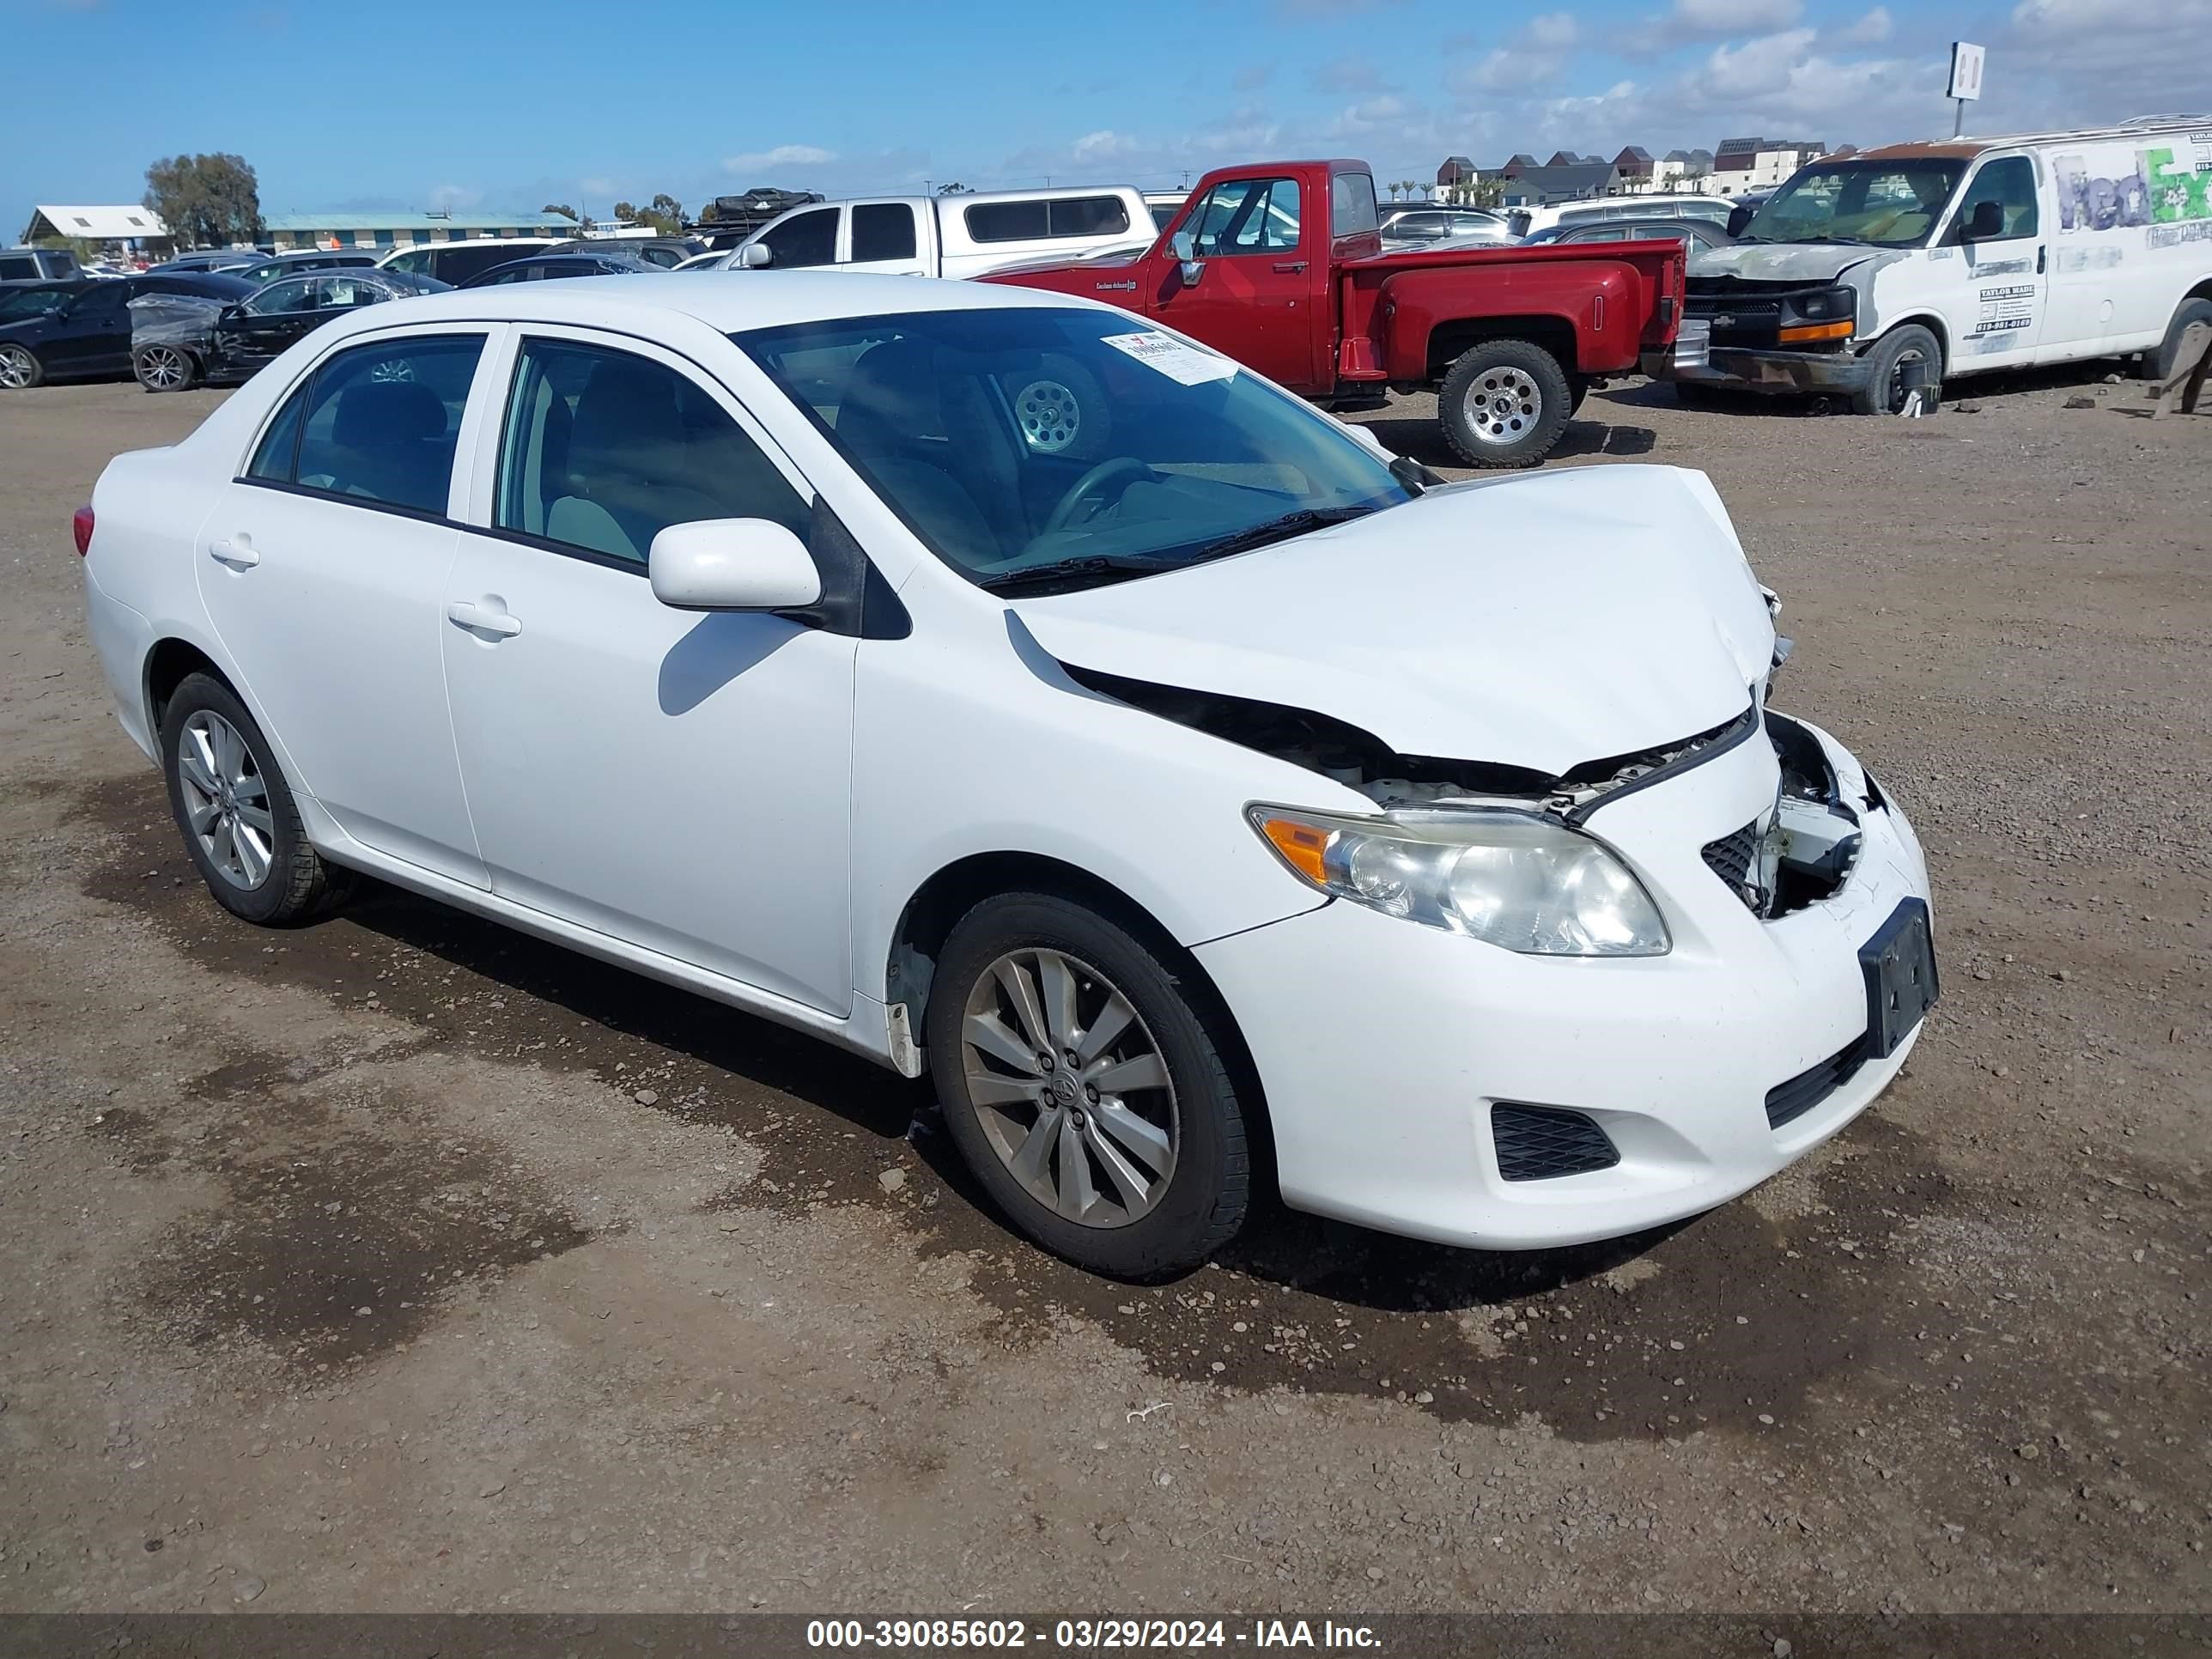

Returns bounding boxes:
[1249,805,1670,957]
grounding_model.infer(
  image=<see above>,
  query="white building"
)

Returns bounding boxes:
[20,204,172,251]
[1708,137,1827,197]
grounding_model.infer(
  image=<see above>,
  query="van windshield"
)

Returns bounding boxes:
[1742,160,1966,248]
[734,307,1411,595]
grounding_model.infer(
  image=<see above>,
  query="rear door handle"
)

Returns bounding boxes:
[1272,260,1307,274]
[207,536,258,568]
[447,600,521,639]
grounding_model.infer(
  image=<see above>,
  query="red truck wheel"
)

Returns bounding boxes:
[1439,341,1572,468]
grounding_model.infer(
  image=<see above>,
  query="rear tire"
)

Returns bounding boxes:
[2143,297,2212,382]
[926,890,1249,1279]
[0,343,44,390]
[1438,340,1572,467]
[1850,324,1942,416]
[133,343,198,393]
[159,672,349,927]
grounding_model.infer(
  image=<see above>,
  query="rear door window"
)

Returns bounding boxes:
[851,204,919,261]
[271,335,486,516]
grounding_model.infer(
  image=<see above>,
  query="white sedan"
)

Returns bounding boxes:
[76,273,1937,1279]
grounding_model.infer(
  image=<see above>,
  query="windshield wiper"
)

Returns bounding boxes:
[1185,504,1383,562]
[978,554,1177,596]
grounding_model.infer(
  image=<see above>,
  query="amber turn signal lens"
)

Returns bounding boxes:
[1258,816,1332,885]
[1778,319,1854,343]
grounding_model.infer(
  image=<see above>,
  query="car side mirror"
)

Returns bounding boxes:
[1960,199,2005,241]
[1171,231,1204,287]
[739,243,772,269]
[649,519,821,611]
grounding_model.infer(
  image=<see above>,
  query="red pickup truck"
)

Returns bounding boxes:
[983,159,1692,467]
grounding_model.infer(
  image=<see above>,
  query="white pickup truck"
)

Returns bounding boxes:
[697,186,1153,279]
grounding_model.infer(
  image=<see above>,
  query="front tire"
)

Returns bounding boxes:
[2143,297,2212,382]
[160,672,349,926]
[926,890,1249,1279]
[0,343,44,390]
[1850,324,1942,416]
[133,343,198,392]
[1438,339,1572,467]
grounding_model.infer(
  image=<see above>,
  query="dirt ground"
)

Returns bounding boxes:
[0,364,2206,1618]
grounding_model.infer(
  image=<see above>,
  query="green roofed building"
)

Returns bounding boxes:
[262,210,576,252]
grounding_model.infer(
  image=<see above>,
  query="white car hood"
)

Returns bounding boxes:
[1689,243,1884,283]
[1012,465,1774,778]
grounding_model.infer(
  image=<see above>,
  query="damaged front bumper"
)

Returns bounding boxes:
[1665,341,1876,396]
[1194,711,1935,1250]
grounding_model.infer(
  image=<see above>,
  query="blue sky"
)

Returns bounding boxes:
[9,0,2209,240]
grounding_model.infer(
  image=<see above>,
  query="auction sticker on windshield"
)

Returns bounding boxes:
[1103,330,1237,386]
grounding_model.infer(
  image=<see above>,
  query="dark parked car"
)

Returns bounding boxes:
[130,267,447,391]
[457,252,663,288]
[375,237,563,285]
[546,236,704,269]
[233,249,382,287]
[0,273,254,390]
[1521,218,1737,252]
[146,251,262,275]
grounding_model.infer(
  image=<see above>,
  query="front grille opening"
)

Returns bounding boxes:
[1492,1104,1620,1182]
[1765,1037,1871,1129]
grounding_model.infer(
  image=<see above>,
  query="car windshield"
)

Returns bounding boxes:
[734,307,1411,594]
[1742,160,1966,248]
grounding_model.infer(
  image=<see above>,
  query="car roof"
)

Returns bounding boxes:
[313,268,1121,337]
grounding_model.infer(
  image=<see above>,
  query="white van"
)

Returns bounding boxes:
[1674,120,2212,412]
[726,186,1152,279]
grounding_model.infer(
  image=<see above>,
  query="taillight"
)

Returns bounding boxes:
[72,504,94,558]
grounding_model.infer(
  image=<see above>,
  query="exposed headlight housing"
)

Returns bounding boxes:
[1249,805,1670,957]
[1778,285,1856,343]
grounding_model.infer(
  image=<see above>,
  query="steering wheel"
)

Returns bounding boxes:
[1041,457,1158,537]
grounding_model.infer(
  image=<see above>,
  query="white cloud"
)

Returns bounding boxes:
[1670,0,1802,29]
[722,144,836,173]
[1325,94,1414,137]
[427,183,481,211]
[1836,5,1890,44]
[2011,0,2160,27]
[1072,130,1142,161]
[1457,46,1569,92]
[1522,10,1579,49]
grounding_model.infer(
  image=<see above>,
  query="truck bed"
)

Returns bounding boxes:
[1333,237,1686,385]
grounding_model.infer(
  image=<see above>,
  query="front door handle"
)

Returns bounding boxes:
[447,600,521,639]
[207,535,258,568]
[1272,260,1307,274]
[2037,244,2047,274]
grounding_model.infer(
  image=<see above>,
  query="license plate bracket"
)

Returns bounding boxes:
[1860,897,1938,1059]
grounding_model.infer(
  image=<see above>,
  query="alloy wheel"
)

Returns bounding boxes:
[959,947,1178,1228]
[138,345,190,390]
[1463,365,1542,446]
[1013,379,1081,453]
[0,346,35,390]
[176,710,275,890]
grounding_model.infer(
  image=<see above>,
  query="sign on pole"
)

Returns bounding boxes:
[1948,41,1984,137]
[1948,41,1984,100]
